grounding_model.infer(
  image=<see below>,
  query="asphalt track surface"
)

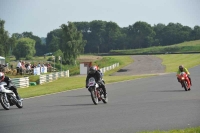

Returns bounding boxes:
[0,66,200,133]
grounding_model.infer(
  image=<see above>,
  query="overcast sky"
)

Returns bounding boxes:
[0,0,200,37]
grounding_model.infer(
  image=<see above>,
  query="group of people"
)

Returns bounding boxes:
[16,60,52,75]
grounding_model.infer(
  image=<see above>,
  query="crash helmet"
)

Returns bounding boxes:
[0,72,5,82]
[89,66,97,74]
[179,65,184,72]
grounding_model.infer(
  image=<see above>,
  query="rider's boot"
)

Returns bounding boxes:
[104,92,107,98]
[16,95,21,100]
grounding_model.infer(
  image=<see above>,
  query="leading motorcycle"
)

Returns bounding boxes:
[177,72,191,91]
[87,77,108,105]
[0,82,23,110]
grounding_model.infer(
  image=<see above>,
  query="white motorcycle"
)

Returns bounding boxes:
[87,77,108,105]
[0,82,23,110]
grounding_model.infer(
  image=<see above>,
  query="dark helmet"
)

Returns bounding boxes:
[89,66,97,74]
[0,72,5,82]
[179,65,184,71]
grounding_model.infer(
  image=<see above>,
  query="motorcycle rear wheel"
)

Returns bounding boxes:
[0,94,10,110]
[13,95,23,108]
[102,97,108,104]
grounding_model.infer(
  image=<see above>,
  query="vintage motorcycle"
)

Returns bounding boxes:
[0,82,23,110]
[87,77,108,105]
[177,72,191,91]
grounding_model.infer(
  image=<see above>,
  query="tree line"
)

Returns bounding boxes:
[47,20,200,54]
[1,18,200,65]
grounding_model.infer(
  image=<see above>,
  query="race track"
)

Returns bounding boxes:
[0,66,200,133]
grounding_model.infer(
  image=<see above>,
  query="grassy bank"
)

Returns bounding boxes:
[19,75,153,98]
[139,126,200,133]
[156,54,200,72]
[110,40,200,55]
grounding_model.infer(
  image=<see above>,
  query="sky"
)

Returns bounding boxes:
[0,0,200,38]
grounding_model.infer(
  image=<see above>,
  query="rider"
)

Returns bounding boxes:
[176,65,192,86]
[85,66,107,98]
[94,65,103,79]
[0,72,21,100]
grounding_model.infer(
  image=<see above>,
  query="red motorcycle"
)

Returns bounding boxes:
[177,72,191,91]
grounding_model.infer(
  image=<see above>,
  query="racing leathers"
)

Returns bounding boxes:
[3,76,21,100]
[176,67,192,85]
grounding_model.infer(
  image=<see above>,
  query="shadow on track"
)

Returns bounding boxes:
[67,94,90,97]
[57,103,94,107]
[154,90,186,92]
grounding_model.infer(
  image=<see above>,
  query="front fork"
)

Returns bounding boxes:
[3,93,9,103]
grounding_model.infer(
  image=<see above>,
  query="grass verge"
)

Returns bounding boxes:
[18,75,154,98]
[110,40,200,54]
[138,126,200,133]
[155,54,200,72]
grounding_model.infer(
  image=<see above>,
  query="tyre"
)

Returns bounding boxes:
[183,81,188,91]
[102,97,108,104]
[0,94,10,110]
[90,88,98,105]
[14,95,23,108]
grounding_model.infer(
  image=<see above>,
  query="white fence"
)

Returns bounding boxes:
[11,70,69,88]
[11,77,29,88]
[39,70,69,84]
[100,63,119,73]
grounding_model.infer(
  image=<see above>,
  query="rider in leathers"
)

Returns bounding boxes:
[86,66,107,98]
[176,65,192,86]
[0,72,21,100]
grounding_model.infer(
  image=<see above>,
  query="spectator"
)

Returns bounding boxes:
[16,60,22,74]
[26,63,32,74]
[38,63,41,67]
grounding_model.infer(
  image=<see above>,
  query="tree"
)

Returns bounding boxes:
[0,19,10,57]
[60,22,86,65]
[46,29,62,53]
[128,21,155,48]
[13,38,36,60]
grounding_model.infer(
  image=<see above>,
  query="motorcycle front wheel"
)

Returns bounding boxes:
[90,88,98,105]
[0,94,10,110]
[182,81,188,91]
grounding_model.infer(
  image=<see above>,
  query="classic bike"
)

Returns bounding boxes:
[0,82,23,110]
[87,77,108,105]
[177,72,191,91]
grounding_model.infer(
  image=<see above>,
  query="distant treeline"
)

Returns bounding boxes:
[1,19,200,58]
[46,20,200,53]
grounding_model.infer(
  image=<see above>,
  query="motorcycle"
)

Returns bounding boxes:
[0,82,23,110]
[87,77,108,105]
[177,72,191,91]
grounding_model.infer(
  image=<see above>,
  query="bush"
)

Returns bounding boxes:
[25,55,33,60]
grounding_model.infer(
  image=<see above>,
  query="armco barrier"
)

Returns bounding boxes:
[11,77,29,88]
[39,70,69,84]
[100,63,119,73]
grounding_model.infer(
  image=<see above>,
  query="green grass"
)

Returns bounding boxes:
[110,40,200,54]
[156,54,200,72]
[138,126,200,133]
[18,75,153,98]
